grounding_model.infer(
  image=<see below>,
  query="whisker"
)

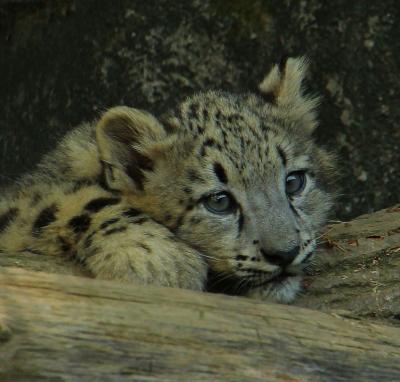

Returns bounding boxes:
[234,277,251,295]
[207,271,236,290]
[200,253,223,262]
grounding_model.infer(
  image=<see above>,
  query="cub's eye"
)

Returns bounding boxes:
[203,192,237,214]
[286,171,306,196]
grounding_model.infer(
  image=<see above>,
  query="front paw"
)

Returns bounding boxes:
[83,239,207,291]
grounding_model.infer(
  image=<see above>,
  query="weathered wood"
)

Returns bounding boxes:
[295,204,400,326]
[1,267,400,382]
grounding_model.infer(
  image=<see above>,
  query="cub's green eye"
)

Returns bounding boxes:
[286,171,306,196]
[203,192,237,214]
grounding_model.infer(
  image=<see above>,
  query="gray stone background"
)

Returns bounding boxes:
[0,0,399,220]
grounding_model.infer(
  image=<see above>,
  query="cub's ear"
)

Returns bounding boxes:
[96,106,168,192]
[258,56,319,133]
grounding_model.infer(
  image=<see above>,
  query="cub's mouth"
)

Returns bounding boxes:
[256,271,297,286]
[205,268,302,296]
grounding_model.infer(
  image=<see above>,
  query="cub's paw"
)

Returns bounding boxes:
[77,218,207,291]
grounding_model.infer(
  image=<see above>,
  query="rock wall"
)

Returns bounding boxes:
[1,0,399,219]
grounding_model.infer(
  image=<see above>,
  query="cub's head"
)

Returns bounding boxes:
[96,57,336,302]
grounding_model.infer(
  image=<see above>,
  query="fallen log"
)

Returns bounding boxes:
[295,204,400,326]
[1,267,400,382]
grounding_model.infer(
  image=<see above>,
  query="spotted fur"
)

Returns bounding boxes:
[0,57,336,302]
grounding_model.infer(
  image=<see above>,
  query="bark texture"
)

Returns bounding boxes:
[1,267,400,382]
[296,204,400,327]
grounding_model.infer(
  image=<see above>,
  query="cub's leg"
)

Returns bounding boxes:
[75,207,207,291]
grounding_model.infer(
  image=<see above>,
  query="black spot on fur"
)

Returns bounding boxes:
[71,252,86,266]
[69,179,95,193]
[84,197,120,213]
[58,236,71,252]
[30,193,42,206]
[126,152,154,191]
[32,204,58,236]
[289,203,300,218]
[187,102,198,119]
[69,214,91,234]
[277,145,287,167]
[238,211,244,234]
[236,255,248,261]
[100,218,119,230]
[123,208,142,218]
[84,246,100,258]
[132,217,148,225]
[0,207,18,232]
[185,204,194,212]
[22,247,45,256]
[227,114,242,124]
[183,187,192,194]
[213,162,228,184]
[84,234,93,249]
[187,169,203,183]
[104,226,127,236]
[190,216,202,224]
[200,138,222,156]
[137,243,151,253]
[172,215,184,232]
[260,91,276,104]
[204,138,216,147]
[279,55,289,74]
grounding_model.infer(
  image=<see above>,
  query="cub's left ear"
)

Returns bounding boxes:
[258,56,319,133]
[96,106,168,192]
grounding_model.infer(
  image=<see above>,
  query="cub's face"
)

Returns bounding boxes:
[97,58,336,302]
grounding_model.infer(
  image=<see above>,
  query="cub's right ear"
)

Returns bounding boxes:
[96,106,168,192]
[259,57,319,134]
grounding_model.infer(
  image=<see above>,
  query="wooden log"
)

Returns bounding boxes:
[295,204,400,326]
[1,267,400,382]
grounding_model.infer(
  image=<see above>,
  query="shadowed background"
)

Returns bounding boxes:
[1,0,399,220]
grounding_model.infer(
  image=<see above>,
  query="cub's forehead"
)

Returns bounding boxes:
[169,91,288,181]
[177,90,267,136]
[166,90,313,186]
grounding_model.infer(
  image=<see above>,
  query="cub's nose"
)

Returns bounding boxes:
[260,246,300,267]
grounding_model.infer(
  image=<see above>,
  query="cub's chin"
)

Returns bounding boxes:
[246,275,302,303]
